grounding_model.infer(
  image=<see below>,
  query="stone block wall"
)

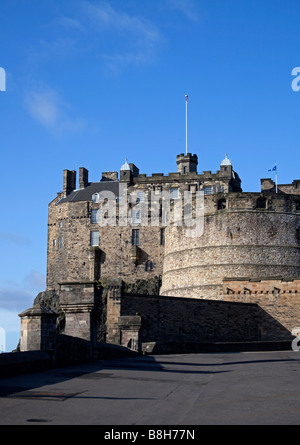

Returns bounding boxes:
[19,305,57,352]
[222,277,300,337]
[161,193,300,298]
[104,282,291,350]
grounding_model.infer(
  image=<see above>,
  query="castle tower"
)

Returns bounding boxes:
[160,193,300,299]
[176,153,198,174]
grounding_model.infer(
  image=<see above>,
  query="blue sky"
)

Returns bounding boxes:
[1,0,300,351]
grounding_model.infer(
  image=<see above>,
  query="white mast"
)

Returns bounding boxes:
[185,95,188,155]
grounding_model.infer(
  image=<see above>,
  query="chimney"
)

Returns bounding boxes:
[79,167,89,189]
[63,169,76,196]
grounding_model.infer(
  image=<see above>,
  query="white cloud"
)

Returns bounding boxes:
[82,1,163,71]
[24,86,86,135]
[55,16,86,32]
[168,0,199,22]
[83,1,160,41]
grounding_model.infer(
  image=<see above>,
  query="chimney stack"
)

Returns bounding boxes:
[63,169,76,196]
[79,167,89,189]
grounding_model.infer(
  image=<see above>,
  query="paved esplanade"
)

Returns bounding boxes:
[0,351,300,425]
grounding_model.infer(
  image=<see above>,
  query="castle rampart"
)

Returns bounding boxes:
[160,192,300,298]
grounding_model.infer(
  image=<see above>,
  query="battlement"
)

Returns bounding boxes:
[261,178,300,195]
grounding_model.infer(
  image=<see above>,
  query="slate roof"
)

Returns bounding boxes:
[58,181,120,204]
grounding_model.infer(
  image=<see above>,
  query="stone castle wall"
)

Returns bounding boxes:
[46,156,238,292]
[222,277,300,336]
[160,193,300,298]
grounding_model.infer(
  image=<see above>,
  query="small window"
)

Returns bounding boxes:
[132,229,139,246]
[204,186,213,195]
[58,237,63,249]
[217,199,226,210]
[160,228,165,246]
[53,239,57,247]
[256,197,267,209]
[137,191,144,203]
[59,221,63,228]
[90,231,99,247]
[145,260,154,271]
[170,187,179,199]
[91,209,100,224]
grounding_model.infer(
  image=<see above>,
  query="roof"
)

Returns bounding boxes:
[221,154,232,166]
[120,159,131,171]
[58,181,120,204]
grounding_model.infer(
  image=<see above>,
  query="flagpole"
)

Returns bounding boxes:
[185,95,188,155]
[275,164,278,193]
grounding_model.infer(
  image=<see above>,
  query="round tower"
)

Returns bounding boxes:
[160,192,300,299]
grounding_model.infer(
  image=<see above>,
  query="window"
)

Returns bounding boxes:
[170,187,179,199]
[256,197,267,209]
[145,260,154,271]
[53,239,57,247]
[160,228,165,245]
[91,209,100,224]
[132,229,139,246]
[132,209,141,224]
[216,185,224,193]
[137,191,144,202]
[58,237,63,249]
[59,221,63,228]
[217,199,226,210]
[204,186,213,195]
[90,231,99,247]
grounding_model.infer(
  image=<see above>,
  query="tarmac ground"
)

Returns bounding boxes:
[0,350,300,426]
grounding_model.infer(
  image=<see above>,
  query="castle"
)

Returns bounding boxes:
[19,153,300,354]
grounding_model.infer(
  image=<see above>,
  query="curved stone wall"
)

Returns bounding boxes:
[160,193,300,298]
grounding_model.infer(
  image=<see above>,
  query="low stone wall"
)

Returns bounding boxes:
[0,351,53,379]
[54,334,93,365]
[105,290,292,350]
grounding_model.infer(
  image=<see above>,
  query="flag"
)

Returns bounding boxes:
[268,165,277,172]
